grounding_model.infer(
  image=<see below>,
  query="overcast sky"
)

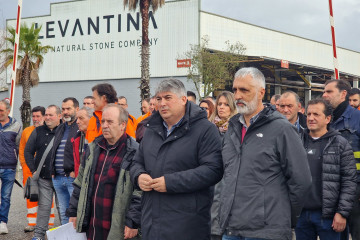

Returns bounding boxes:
[0,0,359,52]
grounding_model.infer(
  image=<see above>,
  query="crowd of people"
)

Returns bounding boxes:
[0,66,359,240]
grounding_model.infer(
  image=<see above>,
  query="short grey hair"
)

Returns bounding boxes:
[79,106,94,118]
[102,104,128,124]
[234,67,266,89]
[47,105,61,114]
[0,100,10,110]
[155,78,186,97]
[281,91,300,103]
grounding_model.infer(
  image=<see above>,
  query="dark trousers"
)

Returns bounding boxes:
[295,209,341,240]
[348,184,360,240]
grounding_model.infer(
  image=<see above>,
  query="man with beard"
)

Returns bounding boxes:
[349,88,360,110]
[25,105,62,240]
[19,106,56,232]
[219,67,312,240]
[51,97,79,225]
[323,80,360,240]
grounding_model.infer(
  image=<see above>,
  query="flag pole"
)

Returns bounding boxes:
[328,0,339,80]
[9,0,23,117]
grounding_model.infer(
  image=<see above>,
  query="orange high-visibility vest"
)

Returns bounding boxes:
[19,126,56,226]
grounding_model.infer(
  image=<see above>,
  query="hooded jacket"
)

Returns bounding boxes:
[219,106,312,240]
[302,129,357,218]
[130,101,223,240]
[0,116,22,169]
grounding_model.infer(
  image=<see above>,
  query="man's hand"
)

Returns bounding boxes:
[124,226,138,239]
[69,171,75,178]
[332,213,346,232]
[138,174,153,191]
[151,176,167,192]
[69,217,77,229]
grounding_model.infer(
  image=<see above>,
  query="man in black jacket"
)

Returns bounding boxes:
[25,105,62,240]
[278,91,307,133]
[130,78,223,240]
[51,97,79,225]
[295,98,357,239]
[219,67,312,240]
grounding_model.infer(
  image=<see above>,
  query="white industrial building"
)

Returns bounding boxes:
[1,0,360,121]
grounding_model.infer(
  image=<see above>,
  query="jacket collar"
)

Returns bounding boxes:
[147,101,207,139]
[93,134,138,153]
[332,104,356,127]
[0,116,14,129]
[229,104,283,131]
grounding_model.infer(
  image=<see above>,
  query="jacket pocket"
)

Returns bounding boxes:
[228,185,265,230]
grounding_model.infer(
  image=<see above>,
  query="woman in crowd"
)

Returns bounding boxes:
[199,99,215,120]
[209,91,237,135]
[209,91,237,240]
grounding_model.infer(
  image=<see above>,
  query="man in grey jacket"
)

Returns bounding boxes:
[219,67,312,240]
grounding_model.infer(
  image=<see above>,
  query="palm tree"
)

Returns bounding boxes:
[123,0,164,100]
[1,23,53,128]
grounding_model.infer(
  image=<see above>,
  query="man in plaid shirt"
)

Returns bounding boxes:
[67,104,141,240]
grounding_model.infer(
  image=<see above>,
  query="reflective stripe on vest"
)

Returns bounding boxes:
[355,152,360,170]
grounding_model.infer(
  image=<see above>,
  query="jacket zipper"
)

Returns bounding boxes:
[321,137,335,215]
[92,149,109,240]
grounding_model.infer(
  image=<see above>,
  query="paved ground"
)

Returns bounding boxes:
[0,171,60,240]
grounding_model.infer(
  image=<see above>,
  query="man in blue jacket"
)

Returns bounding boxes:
[0,99,22,234]
[323,79,360,240]
[130,78,223,240]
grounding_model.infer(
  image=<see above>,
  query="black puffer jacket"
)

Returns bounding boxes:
[303,129,357,218]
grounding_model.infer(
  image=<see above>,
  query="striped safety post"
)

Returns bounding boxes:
[9,0,23,117]
[328,0,339,80]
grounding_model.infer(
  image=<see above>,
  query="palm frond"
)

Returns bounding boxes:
[151,0,165,12]
[123,0,139,10]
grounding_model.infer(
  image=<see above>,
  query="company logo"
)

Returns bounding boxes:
[35,11,158,39]
[256,133,263,138]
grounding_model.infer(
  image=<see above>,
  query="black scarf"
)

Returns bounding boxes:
[333,101,348,122]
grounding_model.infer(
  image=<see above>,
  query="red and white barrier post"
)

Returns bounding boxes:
[328,0,339,80]
[9,0,23,117]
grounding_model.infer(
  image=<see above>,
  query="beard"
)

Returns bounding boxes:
[236,93,259,115]
[63,114,75,122]
[33,121,43,127]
